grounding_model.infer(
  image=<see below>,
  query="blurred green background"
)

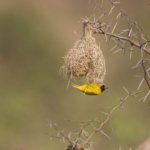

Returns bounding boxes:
[0,0,150,150]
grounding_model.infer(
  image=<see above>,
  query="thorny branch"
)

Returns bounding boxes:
[99,29,150,55]
[90,0,150,102]
[91,0,111,33]
[141,46,150,88]
[89,0,150,54]
[48,88,148,150]
[78,95,129,149]
[49,0,150,149]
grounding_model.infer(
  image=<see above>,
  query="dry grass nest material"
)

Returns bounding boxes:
[61,20,106,84]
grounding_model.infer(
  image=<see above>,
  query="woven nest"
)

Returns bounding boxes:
[61,20,106,84]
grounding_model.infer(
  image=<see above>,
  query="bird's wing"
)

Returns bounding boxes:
[87,85,96,90]
[85,81,88,84]
[89,84,97,89]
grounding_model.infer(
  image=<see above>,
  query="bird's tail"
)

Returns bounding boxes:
[72,83,79,89]
[85,81,88,84]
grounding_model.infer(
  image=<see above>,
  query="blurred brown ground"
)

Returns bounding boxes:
[0,0,150,150]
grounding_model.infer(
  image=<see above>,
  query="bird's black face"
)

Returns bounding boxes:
[100,85,108,92]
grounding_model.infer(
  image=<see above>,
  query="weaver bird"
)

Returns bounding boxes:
[72,81,107,95]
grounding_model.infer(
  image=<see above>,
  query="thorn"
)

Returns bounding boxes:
[91,123,95,130]
[116,13,121,19]
[140,47,143,59]
[129,147,132,150]
[128,28,132,38]
[132,64,141,69]
[98,14,104,20]
[110,99,114,107]
[109,121,114,133]
[141,36,147,41]
[138,96,145,101]
[144,58,150,61]
[122,29,129,32]
[101,0,104,7]
[81,18,86,21]
[120,39,127,43]
[74,132,80,135]
[74,31,78,36]
[109,115,118,121]
[101,111,109,115]
[50,123,53,128]
[121,104,125,111]
[123,86,129,94]
[104,106,113,109]
[105,32,107,42]
[93,6,97,10]
[88,0,91,4]
[129,47,133,60]
[118,29,129,35]
[118,31,126,36]
[105,22,112,32]
[89,141,93,149]
[50,137,53,141]
[113,48,122,54]
[100,130,111,139]
[119,145,121,150]
[143,90,150,102]
[83,130,89,137]
[57,132,60,136]
[68,132,72,139]
[144,42,148,49]
[136,59,143,66]
[108,6,115,16]
[146,106,150,110]
[109,45,117,51]
[62,137,66,143]
[112,22,118,34]
[134,75,143,78]
[137,78,144,90]
[147,71,150,78]
[113,2,120,4]
[85,16,89,20]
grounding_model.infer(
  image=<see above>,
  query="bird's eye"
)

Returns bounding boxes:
[100,85,106,92]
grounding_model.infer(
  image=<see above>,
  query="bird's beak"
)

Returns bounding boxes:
[105,87,108,89]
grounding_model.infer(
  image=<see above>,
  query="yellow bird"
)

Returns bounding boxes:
[72,81,107,95]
